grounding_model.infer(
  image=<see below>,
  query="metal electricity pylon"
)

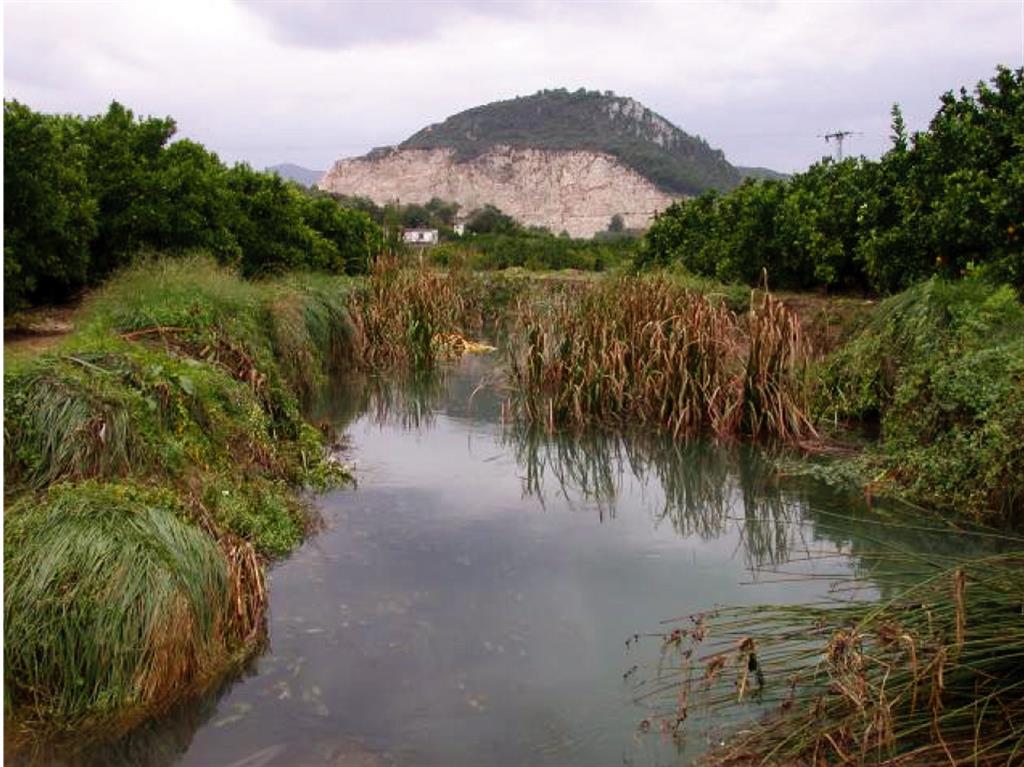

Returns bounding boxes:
[818,130,862,160]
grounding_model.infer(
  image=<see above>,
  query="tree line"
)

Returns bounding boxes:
[639,66,1024,293]
[4,101,383,311]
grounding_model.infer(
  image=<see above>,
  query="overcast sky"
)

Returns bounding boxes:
[5,1,1022,173]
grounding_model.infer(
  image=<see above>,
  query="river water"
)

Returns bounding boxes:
[51,355,968,767]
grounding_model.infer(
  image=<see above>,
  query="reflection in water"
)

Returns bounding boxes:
[317,371,449,433]
[40,358,983,767]
[11,673,238,767]
[319,360,999,603]
[503,425,810,569]
[331,361,817,571]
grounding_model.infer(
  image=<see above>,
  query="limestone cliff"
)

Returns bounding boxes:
[318,146,679,238]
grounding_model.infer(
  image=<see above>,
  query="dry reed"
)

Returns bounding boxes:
[348,256,484,371]
[505,276,816,443]
[635,549,1024,766]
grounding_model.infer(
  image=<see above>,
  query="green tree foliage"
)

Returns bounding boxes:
[222,164,324,275]
[77,102,179,272]
[465,204,521,235]
[328,195,461,248]
[430,228,634,272]
[640,66,1024,293]
[3,101,382,310]
[424,197,460,227]
[142,140,242,262]
[299,193,383,275]
[3,101,97,309]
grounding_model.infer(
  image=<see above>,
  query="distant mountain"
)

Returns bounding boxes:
[267,163,324,186]
[737,166,791,182]
[399,88,742,196]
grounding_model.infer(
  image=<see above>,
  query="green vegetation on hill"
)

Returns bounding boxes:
[398,88,741,195]
[640,66,1024,294]
[3,101,382,312]
[736,165,790,181]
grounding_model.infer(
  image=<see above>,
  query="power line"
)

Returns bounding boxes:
[817,130,862,160]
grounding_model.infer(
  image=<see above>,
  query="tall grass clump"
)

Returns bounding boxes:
[261,271,357,408]
[348,255,485,371]
[504,276,816,443]
[640,548,1024,766]
[4,483,248,742]
[818,275,1024,525]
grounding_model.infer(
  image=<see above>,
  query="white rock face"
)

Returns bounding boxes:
[318,146,680,238]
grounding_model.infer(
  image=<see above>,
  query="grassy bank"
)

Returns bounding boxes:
[3,256,501,748]
[816,275,1024,526]
[4,256,354,745]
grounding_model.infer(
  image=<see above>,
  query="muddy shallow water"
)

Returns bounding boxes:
[41,356,967,767]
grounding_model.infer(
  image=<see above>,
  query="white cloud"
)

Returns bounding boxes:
[4,0,1021,172]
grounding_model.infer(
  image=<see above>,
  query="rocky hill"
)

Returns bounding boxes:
[322,146,677,237]
[399,89,741,195]
[320,89,747,237]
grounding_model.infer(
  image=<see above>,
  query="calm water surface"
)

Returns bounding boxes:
[57,356,965,767]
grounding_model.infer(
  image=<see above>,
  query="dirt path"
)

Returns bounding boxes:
[4,305,78,361]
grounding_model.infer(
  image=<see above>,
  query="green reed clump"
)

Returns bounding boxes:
[4,483,244,741]
[4,338,338,557]
[5,341,273,489]
[348,256,485,371]
[504,276,815,443]
[818,275,1024,525]
[643,549,1024,766]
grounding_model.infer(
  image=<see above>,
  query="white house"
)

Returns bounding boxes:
[402,228,439,245]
